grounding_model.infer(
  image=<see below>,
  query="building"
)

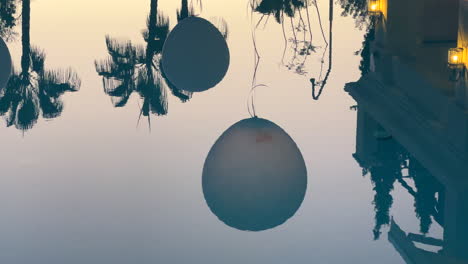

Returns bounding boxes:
[346,0,468,263]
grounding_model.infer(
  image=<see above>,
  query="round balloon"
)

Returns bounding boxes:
[162,17,230,92]
[0,37,12,89]
[202,118,307,231]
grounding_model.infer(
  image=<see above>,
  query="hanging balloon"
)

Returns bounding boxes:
[161,17,230,93]
[0,37,12,89]
[203,118,307,231]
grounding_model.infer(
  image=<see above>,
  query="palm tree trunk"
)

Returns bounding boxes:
[146,0,158,79]
[180,0,189,20]
[21,0,30,75]
[148,0,158,36]
[147,0,158,62]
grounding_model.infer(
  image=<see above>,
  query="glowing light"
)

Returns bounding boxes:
[448,48,464,68]
[368,0,382,15]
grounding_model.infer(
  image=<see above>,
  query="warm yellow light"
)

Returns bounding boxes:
[368,0,382,14]
[448,48,464,68]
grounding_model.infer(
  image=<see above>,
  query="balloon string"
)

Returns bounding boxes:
[248,10,269,118]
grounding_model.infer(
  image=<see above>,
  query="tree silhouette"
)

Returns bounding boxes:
[0,0,19,39]
[252,0,318,76]
[356,26,375,76]
[0,0,80,131]
[338,0,370,29]
[370,165,398,240]
[254,0,306,23]
[409,159,442,234]
[95,0,193,126]
[177,0,191,22]
[366,139,406,240]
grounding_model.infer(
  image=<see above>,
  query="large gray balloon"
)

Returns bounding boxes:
[203,118,307,231]
[0,37,12,89]
[161,17,230,92]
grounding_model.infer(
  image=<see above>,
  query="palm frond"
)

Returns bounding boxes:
[167,83,192,102]
[210,17,229,40]
[5,99,19,127]
[30,46,45,73]
[38,68,81,98]
[111,92,132,108]
[136,67,167,116]
[39,93,63,119]
[105,36,138,63]
[15,96,39,130]
[143,13,170,54]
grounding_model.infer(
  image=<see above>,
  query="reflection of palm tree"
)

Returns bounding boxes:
[177,0,191,21]
[0,0,80,131]
[95,0,192,126]
[0,0,19,39]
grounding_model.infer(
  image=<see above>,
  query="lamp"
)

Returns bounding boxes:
[448,48,465,82]
[368,0,382,16]
[448,48,464,69]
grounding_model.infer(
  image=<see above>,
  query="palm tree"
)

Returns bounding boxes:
[96,0,192,127]
[0,0,80,131]
[177,0,190,21]
[0,0,19,39]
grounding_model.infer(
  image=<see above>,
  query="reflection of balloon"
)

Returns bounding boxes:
[161,17,230,93]
[0,37,12,89]
[203,118,307,231]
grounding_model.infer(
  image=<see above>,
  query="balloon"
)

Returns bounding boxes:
[0,37,12,89]
[162,17,230,93]
[203,118,307,231]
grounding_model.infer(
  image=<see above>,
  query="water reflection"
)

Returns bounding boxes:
[347,0,468,262]
[202,117,307,231]
[0,0,80,131]
[352,110,446,240]
[251,0,333,100]
[252,0,316,75]
[96,0,229,125]
[95,0,178,124]
[352,108,467,263]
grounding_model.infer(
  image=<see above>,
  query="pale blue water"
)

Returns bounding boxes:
[0,0,466,263]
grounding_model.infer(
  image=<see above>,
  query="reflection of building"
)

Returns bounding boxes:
[346,0,468,263]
